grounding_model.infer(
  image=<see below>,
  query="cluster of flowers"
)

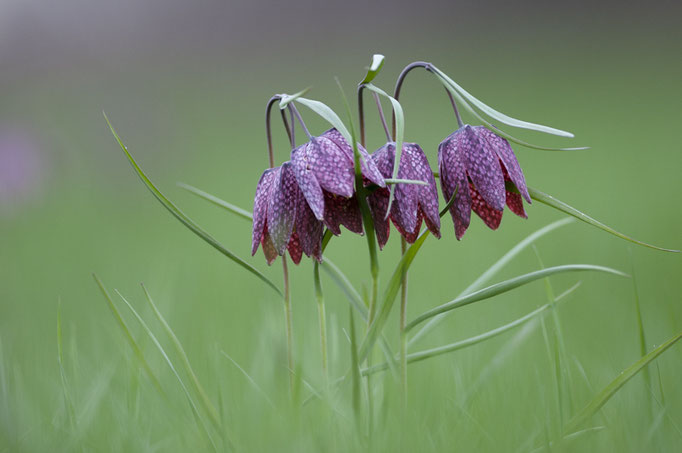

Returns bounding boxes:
[252,122,531,264]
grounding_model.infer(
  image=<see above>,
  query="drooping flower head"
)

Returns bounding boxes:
[291,128,385,236]
[438,125,531,239]
[368,142,441,248]
[251,161,324,264]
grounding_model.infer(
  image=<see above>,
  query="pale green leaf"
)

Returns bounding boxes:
[360,54,385,85]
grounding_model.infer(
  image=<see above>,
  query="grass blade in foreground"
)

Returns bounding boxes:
[141,284,222,431]
[93,274,164,396]
[103,113,282,297]
[178,182,253,221]
[115,290,222,452]
[408,218,575,347]
[363,303,551,376]
[406,265,627,332]
[529,187,679,252]
[565,330,682,434]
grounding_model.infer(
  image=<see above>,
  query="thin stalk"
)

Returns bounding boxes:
[391,61,462,136]
[282,256,294,396]
[399,238,408,409]
[372,92,392,142]
[289,102,313,140]
[313,261,328,384]
[265,94,296,397]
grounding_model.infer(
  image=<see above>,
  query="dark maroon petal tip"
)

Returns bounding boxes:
[252,168,278,255]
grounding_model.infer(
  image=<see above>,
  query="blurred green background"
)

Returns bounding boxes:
[1,0,680,451]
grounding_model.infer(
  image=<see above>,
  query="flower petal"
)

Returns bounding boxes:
[295,193,324,258]
[261,228,278,265]
[287,232,303,265]
[251,168,277,255]
[291,144,325,219]
[322,128,385,187]
[308,137,355,197]
[324,192,364,235]
[267,162,298,255]
[475,126,530,203]
[470,181,503,230]
[459,125,505,211]
[438,134,471,240]
[404,143,441,237]
[392,211,422,244]
[368,188,391,249]
[506,190,527,218]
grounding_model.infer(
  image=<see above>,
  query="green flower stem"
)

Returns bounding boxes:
[313,261,328,384]
[399,238,408,409]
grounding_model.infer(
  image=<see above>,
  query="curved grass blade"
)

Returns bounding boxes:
[220,350,275,409]
[141,284,222,431]
[178,182,252,221]
[92,274,164,396]
[294,97,353,146]
[348,307,362,424]
[362,82,404,217]
[360,54,385,85]
[409,217,575,347]
[364,303,551,376]
[431,66,575,138]
[278,87,312,109]
[565,330,682,434]
[433,74,586,151]
[103,113,283,297]
[528,187,679,252]
[406,265,628,332]
[57,301,77,428]
[115,290,221,452]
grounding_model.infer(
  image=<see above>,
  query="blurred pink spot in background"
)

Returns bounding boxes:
[0,126,45,212]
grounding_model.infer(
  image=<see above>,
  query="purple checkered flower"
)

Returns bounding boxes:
[251,162,324,265]
[368,142,441,248]
[438,125,531,239]
[291,128,385,236]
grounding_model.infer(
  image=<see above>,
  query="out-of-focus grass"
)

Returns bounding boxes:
[1,38,681,451]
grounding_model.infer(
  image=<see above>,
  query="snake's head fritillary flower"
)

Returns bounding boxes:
[438,125,531,240]
[251,162,324,265]
[291,128,385,236]
[368,142,441,248]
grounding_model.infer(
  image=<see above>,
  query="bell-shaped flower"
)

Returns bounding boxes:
[291,128,385,236]
[251,162,324,264]
[368,142,441,248]
[438,125,531,239]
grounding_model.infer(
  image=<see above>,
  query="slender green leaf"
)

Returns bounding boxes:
[92,274,164,395]
[529,187,679,252]
[115,290,221,452]
[565,330,682,434]
[431,65,575,138]
[278,87,312,109]
[409,218,575,347]
[364,303,551,376]
[57,302,77,428]
[384,178,428,186]
[220,350,275,409]
[141,284,222,430]
[348,307,362,422]
[406,265,628,332]
[178,182,252,221]
[360,54,385,85]
[433,74,586,151]
[362,83,404,216]
[103,113,283,297]
[294,97,353,146]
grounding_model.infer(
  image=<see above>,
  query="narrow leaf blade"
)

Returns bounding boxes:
[178,182,252,221]
[360,54,386,85]
[103,113,283,296]
[529,187,679,253]
[565,330,682,434]
[295,97,353,146]
[431,65,575,138]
